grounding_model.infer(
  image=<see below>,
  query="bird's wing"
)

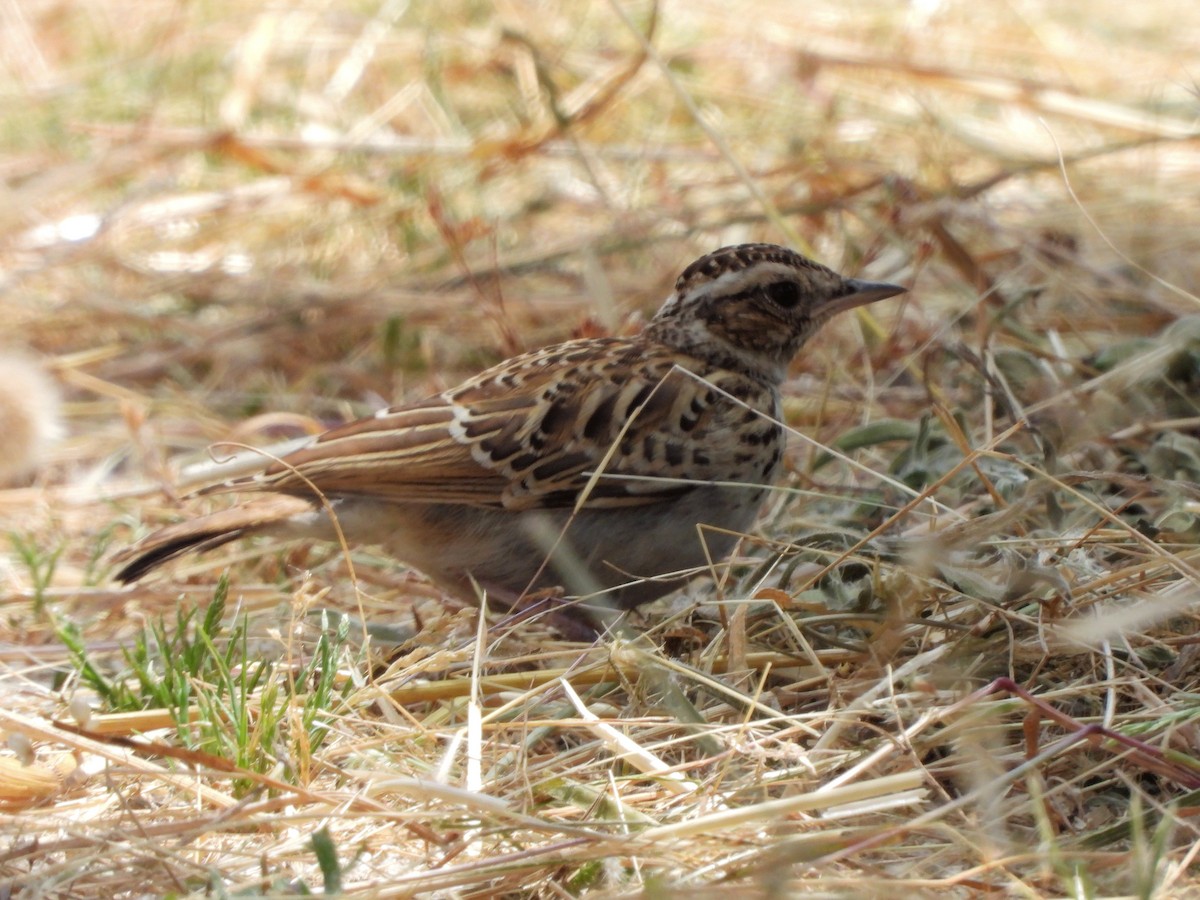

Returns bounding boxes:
[222,337,779,510]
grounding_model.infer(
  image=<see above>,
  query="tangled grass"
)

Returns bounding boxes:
[2,0,1200,895]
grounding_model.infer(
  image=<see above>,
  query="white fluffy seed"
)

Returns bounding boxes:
[0,355,62,484]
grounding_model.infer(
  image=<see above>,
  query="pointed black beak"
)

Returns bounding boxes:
[821,278,907,317]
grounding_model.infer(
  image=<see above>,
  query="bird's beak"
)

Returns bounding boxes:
[821,278,907,317]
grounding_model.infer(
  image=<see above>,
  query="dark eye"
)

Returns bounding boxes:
[764,280,801,309]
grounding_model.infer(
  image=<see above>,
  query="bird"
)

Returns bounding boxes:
[114,244,905,633]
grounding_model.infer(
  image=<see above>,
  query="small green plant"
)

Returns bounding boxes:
[310,826,344,895]
[8,531,64,615]
[58,576,353,793]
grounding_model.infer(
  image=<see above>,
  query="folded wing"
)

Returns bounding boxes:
[217,338,776,510]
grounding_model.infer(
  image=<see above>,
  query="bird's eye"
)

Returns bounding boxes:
[764,280,801,309]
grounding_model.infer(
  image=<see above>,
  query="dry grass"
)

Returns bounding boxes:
[3,0,1200,895]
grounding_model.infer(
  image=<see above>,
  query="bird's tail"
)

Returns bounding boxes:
[113,495,315,583]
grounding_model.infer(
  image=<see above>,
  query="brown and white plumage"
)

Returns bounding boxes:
[114,244,905,627]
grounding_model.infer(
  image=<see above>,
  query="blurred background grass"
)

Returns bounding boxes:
[3,0,1200,895]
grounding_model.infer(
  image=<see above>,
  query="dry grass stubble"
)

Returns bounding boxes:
[2,0,1200,895]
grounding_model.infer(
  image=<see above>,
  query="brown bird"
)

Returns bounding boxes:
[115,244,905,631]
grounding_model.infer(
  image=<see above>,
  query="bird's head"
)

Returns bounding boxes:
[648,243,906,382]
